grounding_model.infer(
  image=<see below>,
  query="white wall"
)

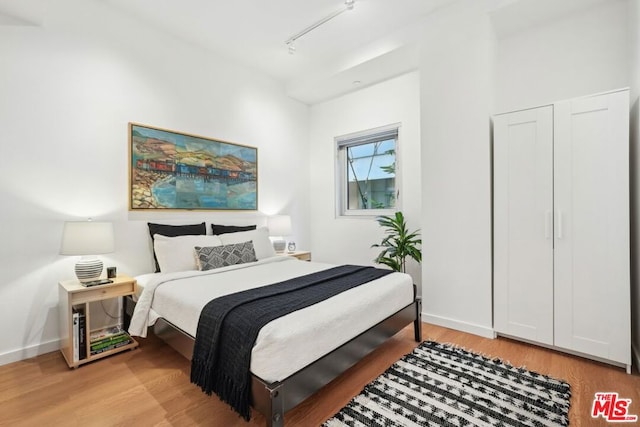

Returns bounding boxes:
[418,1,495,338]
[0,0,309,365]
[308,72,422,285]
[413,0,632,342]
[629,0,640,371]
[495,0,630,112]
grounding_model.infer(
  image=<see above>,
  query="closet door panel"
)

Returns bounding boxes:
[493,106,554,344]
[553,90,630,364]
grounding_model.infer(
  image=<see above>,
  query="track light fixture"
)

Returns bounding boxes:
[285,0,356,54]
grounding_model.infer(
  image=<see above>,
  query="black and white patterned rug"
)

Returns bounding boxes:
[324,341,571,427]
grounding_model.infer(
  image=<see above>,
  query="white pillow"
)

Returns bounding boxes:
[153,234,223,273]
[218,227,276,260]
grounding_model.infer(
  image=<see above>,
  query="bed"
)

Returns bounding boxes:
[126,227,422,427]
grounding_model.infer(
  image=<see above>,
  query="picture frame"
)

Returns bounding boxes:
[129,123,258,210]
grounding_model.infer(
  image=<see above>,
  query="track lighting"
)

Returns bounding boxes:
[285,0,356,54]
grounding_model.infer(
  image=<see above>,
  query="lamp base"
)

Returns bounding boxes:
[272,239,286,253]
[75,257,104,283]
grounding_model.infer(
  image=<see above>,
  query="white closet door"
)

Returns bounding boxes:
[554,90,630,365]
[493,106,554,344]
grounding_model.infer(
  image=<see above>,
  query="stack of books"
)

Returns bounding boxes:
[90,326,132,356]
[72,307,87,362]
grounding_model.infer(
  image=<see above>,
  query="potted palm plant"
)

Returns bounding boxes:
[372,211,421,273]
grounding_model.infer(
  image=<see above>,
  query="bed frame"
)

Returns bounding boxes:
[124,286,422,427]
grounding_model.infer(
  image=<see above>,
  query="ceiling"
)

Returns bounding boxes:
[99,0,455,103]
[0,0,618,104]
[103,0,451,80]
[100,0,618,103]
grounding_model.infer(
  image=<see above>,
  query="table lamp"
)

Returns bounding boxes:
[267,215,292,253]
[60,220,114,282]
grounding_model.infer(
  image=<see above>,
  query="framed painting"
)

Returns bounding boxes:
[129,123,258,210]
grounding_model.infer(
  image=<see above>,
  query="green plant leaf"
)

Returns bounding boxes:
[372,211,421,272]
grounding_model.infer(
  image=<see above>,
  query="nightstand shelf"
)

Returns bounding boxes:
[277,250,311,261]
[58,275,139,368]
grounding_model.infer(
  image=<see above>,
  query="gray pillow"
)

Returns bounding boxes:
[194,241,257,271]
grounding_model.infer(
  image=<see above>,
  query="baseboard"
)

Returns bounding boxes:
[422,312,495,339]
[0,339,61,367]
[497,332,630,372]
[633,342,640,374]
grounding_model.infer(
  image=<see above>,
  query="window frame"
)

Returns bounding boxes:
[335,123,401,218]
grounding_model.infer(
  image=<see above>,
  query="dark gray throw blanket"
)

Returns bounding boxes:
[190,264,393,420]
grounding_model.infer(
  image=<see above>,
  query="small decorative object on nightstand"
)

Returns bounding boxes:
[106,266,117,278]
[58,275,138,368]
[287,241,296,252]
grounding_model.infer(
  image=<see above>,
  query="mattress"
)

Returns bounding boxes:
[130,257,414,383]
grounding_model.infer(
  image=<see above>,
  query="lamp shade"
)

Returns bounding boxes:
[60,221,115,255]
[267,215,292,237]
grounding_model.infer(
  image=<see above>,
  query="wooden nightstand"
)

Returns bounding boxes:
[278,251,311,261]
[58,275,139,368]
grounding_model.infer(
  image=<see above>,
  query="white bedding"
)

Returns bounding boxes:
[129,256,414,383]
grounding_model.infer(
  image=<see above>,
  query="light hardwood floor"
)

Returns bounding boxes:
[1,323,638,426]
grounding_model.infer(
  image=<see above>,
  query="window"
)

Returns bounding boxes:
[336,124,399,216]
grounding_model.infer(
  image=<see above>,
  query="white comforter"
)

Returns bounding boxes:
[129,256,414,382]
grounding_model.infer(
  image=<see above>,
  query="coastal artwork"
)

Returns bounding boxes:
[129,123,257,210]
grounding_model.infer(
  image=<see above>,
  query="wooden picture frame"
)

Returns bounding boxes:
[129,123,258,210]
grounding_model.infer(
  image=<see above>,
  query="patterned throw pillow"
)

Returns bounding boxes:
[194,241,257,271]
